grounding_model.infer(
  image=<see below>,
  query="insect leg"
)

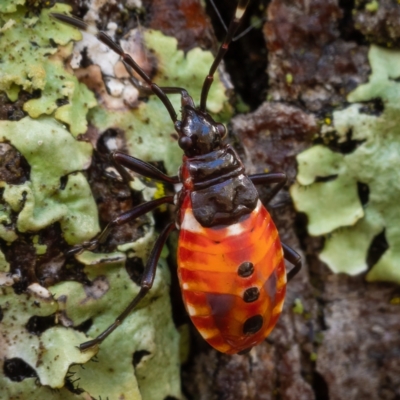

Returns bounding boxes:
[111,151,179,184]
[282,243,302,281]
[249,172,287,204]
[67,195,174,256]
[209,0,259,42]
[79,222,176,350]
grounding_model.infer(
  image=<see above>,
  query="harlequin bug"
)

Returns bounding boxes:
[52,0,302,355]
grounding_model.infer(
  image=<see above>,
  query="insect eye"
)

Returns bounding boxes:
[179,136,193,150]
[216,123,226,139]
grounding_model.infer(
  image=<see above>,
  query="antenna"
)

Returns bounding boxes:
[200,0,250,112]
[209,0,255,41]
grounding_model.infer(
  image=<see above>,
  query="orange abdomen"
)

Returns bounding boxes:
[177,196,286,354]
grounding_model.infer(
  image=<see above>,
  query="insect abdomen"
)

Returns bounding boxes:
[177,198,286,354]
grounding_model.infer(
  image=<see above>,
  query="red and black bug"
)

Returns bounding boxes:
[52,0,301,355]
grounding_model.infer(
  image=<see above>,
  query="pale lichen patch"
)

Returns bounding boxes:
[291,45,400,284]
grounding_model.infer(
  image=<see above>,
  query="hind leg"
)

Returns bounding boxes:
[282,242,302,281]
[80,222,176,350]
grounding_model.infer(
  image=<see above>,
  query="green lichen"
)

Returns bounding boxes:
[285,73,293,85]
[291,45,400,284]
[0,195,18,242]
[0,117,99,244]
[33,235,47,255]
[292,298,305,315]
[0,3,96,136]
[0,250,9,272]
[0,114,101,398]
[23,57,97,136]
[0,285,97,399]
[365,0,379,12]
[0,0,24,15]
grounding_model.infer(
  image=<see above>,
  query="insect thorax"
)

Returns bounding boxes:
[179,145,258,227]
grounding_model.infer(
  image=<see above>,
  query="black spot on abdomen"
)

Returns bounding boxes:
[243,315,263,335]
[243,287,260,303]
[238,261,254,277]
